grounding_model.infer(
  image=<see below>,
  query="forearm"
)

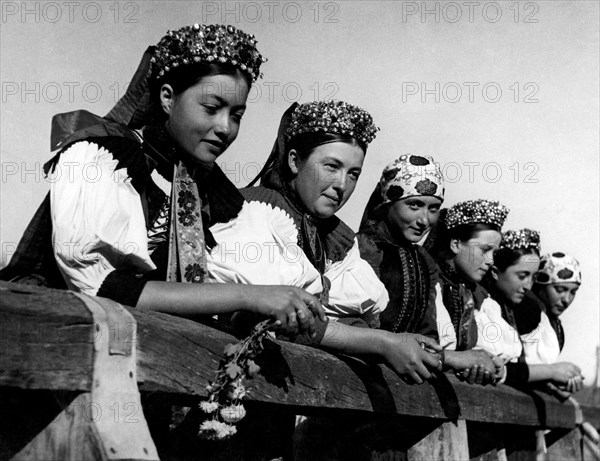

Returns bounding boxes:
[137,281,256,318]
[320,321,388,358]
[527,364,557,383]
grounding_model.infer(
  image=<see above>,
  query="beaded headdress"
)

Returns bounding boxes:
[534,252,582,285]
[444,199,509,230]
[150,24,266,82]
[285,101,379,146]
[500,228,541,252]
[379,154,444,204]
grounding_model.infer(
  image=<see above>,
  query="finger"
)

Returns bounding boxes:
[307,299,327,322]
[467,366,479,385]
[422,351,443,371]
[416,335,443,352]
[295,306,312,333]
[286,311,298,335]
[474,366,486,385]
[413,361,432,382]
[409,371,424,385]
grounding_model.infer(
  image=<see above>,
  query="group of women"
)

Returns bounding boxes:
[1,23,586,456]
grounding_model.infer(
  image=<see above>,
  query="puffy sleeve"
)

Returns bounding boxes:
[520,310,561,365]
[474,297,523,363]
[435,282,457,350]
[207,201,323,293]
[325,239,389,326]
[49,141,156,299]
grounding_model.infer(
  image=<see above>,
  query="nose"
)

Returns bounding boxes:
[416,209,429,228]
[213,112,231,139]
[331,172,347,194]
[562,292,574,308]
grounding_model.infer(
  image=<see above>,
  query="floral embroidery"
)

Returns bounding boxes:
[178,189,197,210]
[415,178,438,195]
[184,263,205,283]
[178,209,198,226]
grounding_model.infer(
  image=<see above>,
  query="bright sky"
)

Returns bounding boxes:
[1,1,598,382]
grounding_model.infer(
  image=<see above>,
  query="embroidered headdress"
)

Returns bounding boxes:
[444,199,509,230]
[534,252,582,285]
[151,24,266,83]
[500,228,541,252]
[379,154,444,204]
[285,101,379,146]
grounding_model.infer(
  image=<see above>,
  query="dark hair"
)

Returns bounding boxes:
[430,209,501,261]
[150,62,251,119]
[493,247,540,273]
[281,132,367,182]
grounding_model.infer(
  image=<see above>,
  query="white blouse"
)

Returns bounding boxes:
[474,296,523,364]
[49,141,156,295]
[207,200,389,324]
[520,310,561,365]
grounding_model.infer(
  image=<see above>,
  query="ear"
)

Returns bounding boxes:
[288,149,300,175]
[489,265,499,281]
[159,83,175,116]
[449,238,461,256]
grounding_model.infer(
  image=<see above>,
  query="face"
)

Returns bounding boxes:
[537,282,580,316]
[289,142,365,219]
[386,196,442,243]
[161,73,249,168]
[493,253,541,304]
[451,229,502,283]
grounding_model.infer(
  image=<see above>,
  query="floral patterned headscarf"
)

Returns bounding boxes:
[379,154,445,204]
[534,252,582,285]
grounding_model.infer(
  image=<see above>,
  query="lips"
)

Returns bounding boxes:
[322,195,340,205]
[203,139,227,151]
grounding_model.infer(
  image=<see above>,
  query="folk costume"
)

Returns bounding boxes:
[357,154,444,339]
[1,25,265,308]
[207,101,389,325]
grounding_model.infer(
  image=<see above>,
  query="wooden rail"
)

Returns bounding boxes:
[1,281,598,460]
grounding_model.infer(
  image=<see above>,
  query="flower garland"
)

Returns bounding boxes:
[198,319,274,440]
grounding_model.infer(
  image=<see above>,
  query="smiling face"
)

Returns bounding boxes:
[160,73,249,168]
[451,229,502,283]
[493,253,541,304]
[288,141,365,219]
[386,196,442,243]
[537,282,580,316]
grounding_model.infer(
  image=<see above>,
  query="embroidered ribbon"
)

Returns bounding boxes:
[167,162,207,283]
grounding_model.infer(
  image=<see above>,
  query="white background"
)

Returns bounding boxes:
[1,0,598,383]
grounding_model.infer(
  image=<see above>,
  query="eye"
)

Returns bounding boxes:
[202,104,218,114]
[349,170,361,181]
[231,111,244,123]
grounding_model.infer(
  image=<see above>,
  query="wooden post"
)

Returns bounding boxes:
[7,289,159,461]
[408,419,469,461]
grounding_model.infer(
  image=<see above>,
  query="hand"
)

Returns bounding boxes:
[380,333,443,384]
[566,375,584,393]
[550,362,582,384]
[545,381,573,401]
[247,285,326,338]
[445,350,497,385]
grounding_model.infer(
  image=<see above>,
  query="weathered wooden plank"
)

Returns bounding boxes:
[0,282,94,391]
[131,307,588,428]
[1,281,596,433]
[407,419,469,460]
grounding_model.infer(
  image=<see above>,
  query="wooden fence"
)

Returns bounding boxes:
[1,281,598,460]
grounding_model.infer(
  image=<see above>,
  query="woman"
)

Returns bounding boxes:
[484,231,583,392]
[1,24,324,337]
[208,101,443,383]
[431,199,516,383]
[358,156,496,385]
